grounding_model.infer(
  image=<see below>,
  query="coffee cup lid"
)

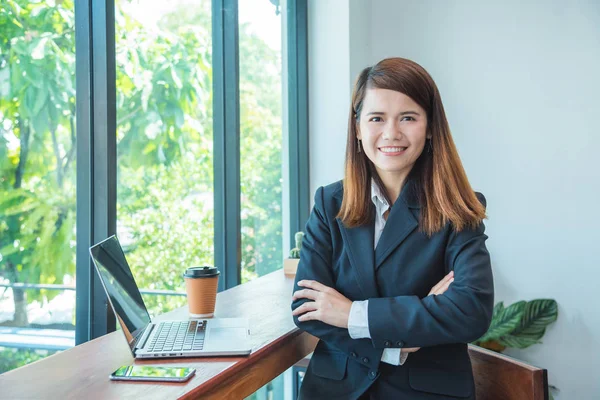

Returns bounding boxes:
[184,266,220,278]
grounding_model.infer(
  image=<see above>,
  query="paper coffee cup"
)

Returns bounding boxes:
[183,266,220,318]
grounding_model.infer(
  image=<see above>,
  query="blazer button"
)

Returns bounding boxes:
[368,371,377,380]
[362,357,369,364]
[396,341,404,347]
[350,352,357,358]
[384,340,392,347]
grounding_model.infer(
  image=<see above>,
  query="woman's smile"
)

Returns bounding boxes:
[378,146,408,156]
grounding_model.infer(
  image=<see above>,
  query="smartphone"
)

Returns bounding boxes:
[109,365,196,382]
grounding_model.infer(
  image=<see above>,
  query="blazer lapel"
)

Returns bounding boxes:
[336,218,379,299]
[374,183,419,270]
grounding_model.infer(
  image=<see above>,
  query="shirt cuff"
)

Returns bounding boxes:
[348,300,370,339]
[381,349,410,366]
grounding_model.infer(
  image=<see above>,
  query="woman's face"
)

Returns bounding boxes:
[357,88,429,185]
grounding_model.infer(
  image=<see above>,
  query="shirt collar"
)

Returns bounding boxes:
[370,179,390,214]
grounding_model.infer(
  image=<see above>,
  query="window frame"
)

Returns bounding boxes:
[75,0,117,343]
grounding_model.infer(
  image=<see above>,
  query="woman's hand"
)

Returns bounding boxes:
[402,271,455,354]
[292,280,353,328]
[428,270,454,296]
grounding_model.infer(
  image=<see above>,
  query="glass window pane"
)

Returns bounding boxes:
[115,0,214,318]
[0,0,77,373]
[239,1,285,399]
[239,0,284,285]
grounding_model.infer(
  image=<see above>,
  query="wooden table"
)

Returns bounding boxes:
[0,270,318,400]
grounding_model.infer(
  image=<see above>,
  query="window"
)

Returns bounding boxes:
[0,0,77,373]
[115,0,213,317]
[239,0,284,283]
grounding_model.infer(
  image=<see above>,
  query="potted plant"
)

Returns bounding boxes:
[473,299,558,352]
[283,231,304,276]
[473,299,559,399]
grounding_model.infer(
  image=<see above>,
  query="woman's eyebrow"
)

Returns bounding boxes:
[365,110,421,116]
[399,110,421,116]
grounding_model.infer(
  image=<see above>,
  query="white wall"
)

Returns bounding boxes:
[308,0,351,193]
[308,1,600,398]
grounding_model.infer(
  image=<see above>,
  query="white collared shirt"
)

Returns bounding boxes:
[347,180,409,366]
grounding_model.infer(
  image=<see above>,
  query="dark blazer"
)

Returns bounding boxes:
[291,180,494,400]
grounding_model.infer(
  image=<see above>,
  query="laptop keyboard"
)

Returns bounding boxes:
[147,320,206,353]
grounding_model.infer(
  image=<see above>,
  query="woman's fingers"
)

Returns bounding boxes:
[401,347,421,353]
[435,277,454,295]
[292,301,317,316]
[431,271,452,293]
[298,280,332,293]
[297,310,319,322]
[292,288,319,301]
[428,271,454,296]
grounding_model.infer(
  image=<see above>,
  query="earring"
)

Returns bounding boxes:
[357,139,362,153]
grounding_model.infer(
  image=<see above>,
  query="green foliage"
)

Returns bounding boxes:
[474,299,558,351]
[118,161,213,316]
[0,0,77,306]
[114,2,212,169]
[0,347,58,374]
[476,301,526,344]
[497,299,558,349]
[239,19,283,279]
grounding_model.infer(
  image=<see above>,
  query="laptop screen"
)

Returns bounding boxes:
[89,235,151,353]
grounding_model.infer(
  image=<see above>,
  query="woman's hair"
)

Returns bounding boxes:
[337,57,486,235]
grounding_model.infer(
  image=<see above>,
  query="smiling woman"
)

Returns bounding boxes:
[291,57,493,400]
[338,58,486,234]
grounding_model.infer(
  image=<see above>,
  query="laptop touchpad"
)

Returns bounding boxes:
[207,328,247,348]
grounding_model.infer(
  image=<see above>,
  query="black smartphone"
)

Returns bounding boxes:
[109,365,196,382]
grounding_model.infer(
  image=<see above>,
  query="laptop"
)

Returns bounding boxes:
[89,235,252,359]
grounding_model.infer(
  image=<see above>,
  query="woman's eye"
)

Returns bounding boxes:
[370,117,382,122]
[401,116,415,122]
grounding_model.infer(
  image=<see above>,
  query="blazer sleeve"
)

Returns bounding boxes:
[367,194,494,349]
[291,186,383,372]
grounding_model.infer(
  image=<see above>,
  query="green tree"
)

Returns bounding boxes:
[0,0,77,326]
[114,1,215,312]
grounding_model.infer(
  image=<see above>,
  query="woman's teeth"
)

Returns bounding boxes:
[380,147,406,153]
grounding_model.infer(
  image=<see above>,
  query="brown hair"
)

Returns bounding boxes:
[337,57,486,235]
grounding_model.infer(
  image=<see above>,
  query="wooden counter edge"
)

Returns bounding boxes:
[180,330,318,400]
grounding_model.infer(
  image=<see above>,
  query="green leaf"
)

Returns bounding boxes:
[0,190,29,208]
[1,199,38,216]
[498,299,558,349]
[31,86,48,116]
[0,243,21,258]
[31,105,50,135]
[476,301,526,343]
[22,206,47,230]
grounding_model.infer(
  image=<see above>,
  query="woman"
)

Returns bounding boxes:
[291,57,494,400]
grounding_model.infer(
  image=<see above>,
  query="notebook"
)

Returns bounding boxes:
[89,235,252,358]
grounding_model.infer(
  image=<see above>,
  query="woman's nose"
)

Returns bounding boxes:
[382,122,403,140]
